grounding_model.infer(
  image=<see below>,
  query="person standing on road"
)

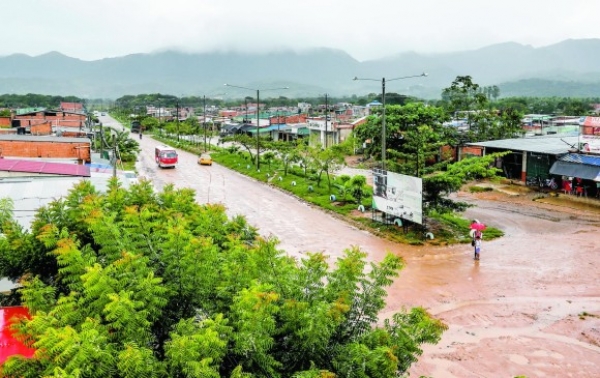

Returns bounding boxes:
[474,234,482,260]
[139,131,143,140]
[470,220,483,260]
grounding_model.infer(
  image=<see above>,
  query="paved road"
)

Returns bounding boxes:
[85,117,600,377]
[135,132,399,263]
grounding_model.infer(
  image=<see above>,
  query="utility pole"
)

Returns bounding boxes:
[324,93,328,149]
[203,95,207,152]
[112,136,117,178]
[256,89,260,169]
[224,84,288,170]
[176,99,180,141]
[353,72,427,171]
[99,122,103,159]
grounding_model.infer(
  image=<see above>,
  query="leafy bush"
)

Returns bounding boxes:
[470,185,494,193]
[0,180,447,377]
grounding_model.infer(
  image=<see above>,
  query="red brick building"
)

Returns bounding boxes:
[13,110,87,131]
[0,135,91,163]
[59,102,84,113]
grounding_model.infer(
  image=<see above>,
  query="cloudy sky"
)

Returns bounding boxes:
[4,0,598,61]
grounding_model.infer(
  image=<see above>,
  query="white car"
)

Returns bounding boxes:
[123,171,139,185]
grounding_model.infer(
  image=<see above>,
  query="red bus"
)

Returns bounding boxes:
[155,145,178,168]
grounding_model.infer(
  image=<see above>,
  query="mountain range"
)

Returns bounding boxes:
[1,39,600,100]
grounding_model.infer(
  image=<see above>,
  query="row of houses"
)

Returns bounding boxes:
[0,102,125,363]
[462,116,600,197]
[180,101,600,192]
[0,103,92,163]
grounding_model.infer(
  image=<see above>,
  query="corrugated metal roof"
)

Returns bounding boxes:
[0,173,130,230]
[466,136,579,155]
[559,153,600,166]
[0,159,90,177]
[263,124,286,132]
[549,161,600,180]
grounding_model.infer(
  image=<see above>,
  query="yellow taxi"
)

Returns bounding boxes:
[198,153,213,166]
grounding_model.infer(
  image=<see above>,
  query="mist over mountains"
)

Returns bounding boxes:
[1,39,600,100]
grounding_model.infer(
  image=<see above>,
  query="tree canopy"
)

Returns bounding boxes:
[0,178,446,378]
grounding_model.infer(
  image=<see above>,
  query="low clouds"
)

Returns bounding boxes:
[3,0,599,61]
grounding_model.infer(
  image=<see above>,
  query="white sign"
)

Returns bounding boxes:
[581,135,600,155]
[372,170,423,224]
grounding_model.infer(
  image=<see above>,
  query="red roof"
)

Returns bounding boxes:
[0,306,35,363]
[0,159,90,177]
[583,116,600,127]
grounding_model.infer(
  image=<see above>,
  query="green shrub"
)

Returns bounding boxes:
[470,186,494,193]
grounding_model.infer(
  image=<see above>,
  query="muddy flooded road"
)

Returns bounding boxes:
[137,136,600,378]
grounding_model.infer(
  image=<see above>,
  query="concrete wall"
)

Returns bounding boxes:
[0,140,91,162]
[14,112,86,128]
[30,122,52,136]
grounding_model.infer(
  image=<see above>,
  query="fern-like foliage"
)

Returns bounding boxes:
[1,177,446,378]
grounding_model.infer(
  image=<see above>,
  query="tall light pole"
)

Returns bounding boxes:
[224,84,288,170]
[176,97,180,142]
[353,72,427,171]
[203,95,208,151]
[324,93,329,149]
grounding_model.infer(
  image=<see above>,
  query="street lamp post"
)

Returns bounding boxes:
[176,98,180,142]
[353,73,427,171]
[324,93,328,149]
[224,84,288,170]
[203,95,208,151]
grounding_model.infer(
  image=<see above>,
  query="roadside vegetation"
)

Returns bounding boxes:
[0,179,447,377]
[3,75,586,377]
[146,76,515,246]
[150,129,505,246]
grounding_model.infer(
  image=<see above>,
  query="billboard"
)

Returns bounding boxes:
[581,135,600,155]
[372,170,423,225]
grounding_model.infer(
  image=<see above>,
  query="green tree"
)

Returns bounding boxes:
[353,103,449,171]
[141,116,159,132]
[441,75,488,112]
[262,151,276,171]
[345,175,368,205]
[268,140,303,176]
[424,152,510,211]
[0,179,446,377]
[388,125,446,178]
[111,130,141,162]
[463,108,525,143]
[312,146,345,192]
[225,134,259,166]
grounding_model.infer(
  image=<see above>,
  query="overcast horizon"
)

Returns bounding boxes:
[3,0,599,62]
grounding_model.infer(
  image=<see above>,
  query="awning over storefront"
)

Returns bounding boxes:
[549,153,600,181]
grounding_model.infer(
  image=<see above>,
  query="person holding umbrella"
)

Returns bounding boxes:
[470,220,486,260]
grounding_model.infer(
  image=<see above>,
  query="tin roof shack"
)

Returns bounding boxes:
[462,136,579,183]
[0,135,91,163]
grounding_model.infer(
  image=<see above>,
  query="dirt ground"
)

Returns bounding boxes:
[385,184,600,378]
[140,146,599,378]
